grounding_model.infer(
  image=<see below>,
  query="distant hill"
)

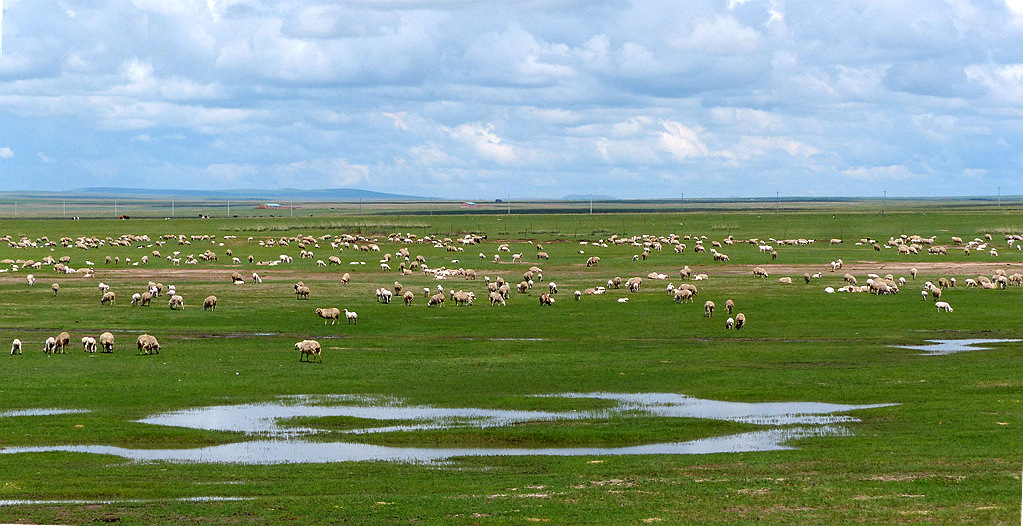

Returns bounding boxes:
[3,187,430,201]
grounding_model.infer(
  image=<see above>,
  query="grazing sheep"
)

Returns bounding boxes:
[295,285,311,300]
[735,312,746,330]
[140,291,152,307]
[295,340,322,363]
[403,290,414,306]
[574,290,582,301]
[99,282,110,294]
[55,332,70,353]
[753,267,769,278]
[935,301,953,313]
[725,317,735,330]
[428,293,445,307]
[203,295,218,311]
[43,336,57,354]
[101,291,116,306]
[137,334,160,355]
[231,271,244,283]
[453,291,474,306]
[11,339,22,355]
[517,281,529,293]
[131,293,142,306]
[51,283,60,296]
[586,256,600,267]
[931,288,942,301]
[725,299,734,314]
[704,301,715,317]
[168,295,184,310]
[921,290,928,301]
[82,336,97,353]
[910,268,918,279]
[316,307,340,325]
[539,293,555,306]
[252,272,263,284]
[548,282,558,294]
[378,288,393,304]
[489,291,506,306]
[99,332,114,353]
[27,274,35,286]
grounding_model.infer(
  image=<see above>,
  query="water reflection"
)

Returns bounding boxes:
[893,339,1020,356]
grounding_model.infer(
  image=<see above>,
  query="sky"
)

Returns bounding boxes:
[0,0,1021,199]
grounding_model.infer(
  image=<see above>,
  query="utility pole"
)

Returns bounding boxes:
[172,201,175,217]
[776,191,779,211]
[63,200,66,218]
[507,195,510,215]
[681,192,683,213]
[883,190,887,216]
[998,187,1001,209]
[227,200,230,217]
[114,200,117,217]
[589,194,593,215]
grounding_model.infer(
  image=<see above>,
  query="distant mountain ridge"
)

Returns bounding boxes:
[6,187,431,201]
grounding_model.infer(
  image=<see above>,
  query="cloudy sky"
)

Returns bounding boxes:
[0,0,1021,199]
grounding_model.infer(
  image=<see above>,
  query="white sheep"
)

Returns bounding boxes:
[934,301,953,312]
[10,339,22,355]
[343,309,358,324]
[43,336,57,354]
[574,290,582,300]
[81,336,97,353]
[824,287,835,294]
[26,274,35,286]
[252,272,263,284]
[725,317,735,330]
[618,297,629,303]
[316,307,340,325]
[295,340,322,363]
[98,283,110,294]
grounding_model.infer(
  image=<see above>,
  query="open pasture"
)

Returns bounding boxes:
[0,205,1021,524]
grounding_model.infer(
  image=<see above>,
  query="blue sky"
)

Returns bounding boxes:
[0,0,1021,199]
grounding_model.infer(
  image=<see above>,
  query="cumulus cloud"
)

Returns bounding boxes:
[446,123,518,164]
[842,165,922,181]
[0,147,13,159]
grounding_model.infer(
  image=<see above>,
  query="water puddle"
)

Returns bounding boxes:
[0,393,893,465]
[0,408,90,418]
[0,496,253,507]
[893,339,1021,356]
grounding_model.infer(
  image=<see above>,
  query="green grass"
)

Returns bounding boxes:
[0,202,1021,524]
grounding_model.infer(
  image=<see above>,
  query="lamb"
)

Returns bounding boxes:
[203,295,218,311]
[343,309,358,325]
[725,317,735,330]
[295,339,322,363]
[101,291,116,306]
[131,293,142,306]
[935,301,953,312]
[735,312,746,330]
[10,339,22,355]
[43,336,57,354]
[490,291,506,306]
[99,332,114,352]
[81,336,97,353]
[428,293,445,307]
[98,282,110,294]
[168,295,184,310]
[328,255,342,265]
[548,282,558,294]
[617,297,629,303]
[252,272,263,284]
[52,283,60,296]
[340,272,350,284]
[725,299,734,314]
[403,290,415,306]
[137,334,161,355]
[26,274,35,286]
[704,301,715,317]
[378,288,393,304]
[574,290,582,301]
[539,293,555,306]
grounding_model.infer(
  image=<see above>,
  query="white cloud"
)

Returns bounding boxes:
[842,165,921,181]
[37,152,53,163]
[658,121,710,160]
[0,147,13,159]
[671,16,763,54]
[447,123,518,164]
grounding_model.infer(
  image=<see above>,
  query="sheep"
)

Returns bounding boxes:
[517,281,529,293]
[489,291,507,306]
[935,301,953,312]
[98,282,110,294]
[673,288,693,303]
[140,291,152,307]
[921,290,928,301]
[43,336,57,354]
[131,293,142,306]
[626,277,642,292]
[539,293,555,306]
[328,255,342,266]
[378,288,393,304]
[403,290,415,306]
[453,291,474,306]
[617,297,629,303]
[824,287,835,293]
[725,299,734,314]
[295,285,311,300]
[725,317,735,330]
[203,295,218,311]
[574,290,582,301]
[168,295,184,310]
[137,334,161,355]
[99,291,115,306]
[910,268,918,279]
[586,256,600,267]
[26,274,35,286]
[777,277,793,284]
[735,312,746,330]
[295,340,322,363]
[752,267,769,278]
[252,272,263,284]
[10,339,22,355]
[931,288,942,301]
[230,271,244,283]
[54,332,70,353]
[704,301,715,317]
[548,282,558,294]
[81,336,97,353]
[314,307,340,325]
[428,293,445,307]
[52,283,60,296]
[99,332,114,353]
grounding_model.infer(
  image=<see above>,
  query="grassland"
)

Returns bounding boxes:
[0,202,1021,524]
